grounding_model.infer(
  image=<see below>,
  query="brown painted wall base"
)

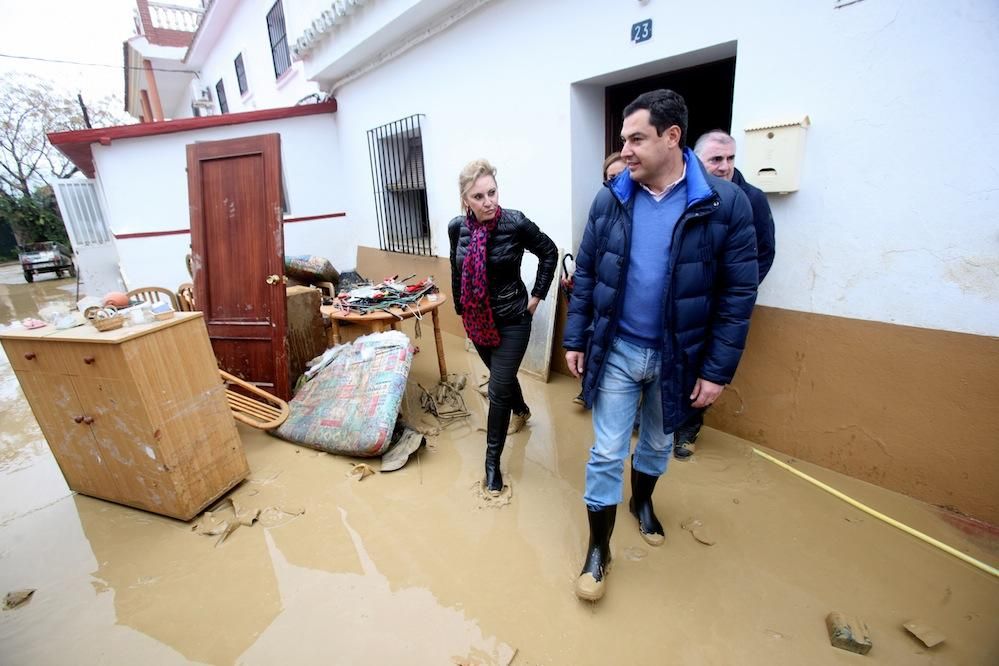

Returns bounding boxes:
[356,247,998,523]
[710,306,999,524]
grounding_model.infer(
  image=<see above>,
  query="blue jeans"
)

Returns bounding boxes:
[584,337,674,509]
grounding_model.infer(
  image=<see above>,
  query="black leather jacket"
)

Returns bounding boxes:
[448,209,558,323]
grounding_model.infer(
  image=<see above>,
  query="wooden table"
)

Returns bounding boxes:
[321,294,449,381]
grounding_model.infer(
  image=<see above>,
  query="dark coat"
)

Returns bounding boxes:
[732,168,776,282]
[563,149,759,433]
[448,209,558,322]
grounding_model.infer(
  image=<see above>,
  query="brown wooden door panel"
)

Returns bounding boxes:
[210,336,278,395]
[187,134,289,399]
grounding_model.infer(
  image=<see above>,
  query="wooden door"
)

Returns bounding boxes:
[186,134,289,399]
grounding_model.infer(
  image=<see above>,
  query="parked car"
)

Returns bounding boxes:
[18,241,76,283]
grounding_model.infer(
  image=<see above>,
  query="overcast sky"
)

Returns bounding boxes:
[0,0,200,106]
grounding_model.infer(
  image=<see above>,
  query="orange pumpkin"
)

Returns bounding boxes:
[102,292,129,308]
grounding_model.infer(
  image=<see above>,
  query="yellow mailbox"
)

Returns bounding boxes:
[742,116,810,193]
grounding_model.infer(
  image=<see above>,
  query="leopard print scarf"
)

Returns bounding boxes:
[460,207,502,347]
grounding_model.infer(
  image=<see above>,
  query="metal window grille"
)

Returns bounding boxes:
[215,79,228,113]
[266,1,291,79]
[52,180,110,246]
[234,53,248,95]
[367,115,432,256]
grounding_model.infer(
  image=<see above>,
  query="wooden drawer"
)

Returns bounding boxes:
[4,339,125,379]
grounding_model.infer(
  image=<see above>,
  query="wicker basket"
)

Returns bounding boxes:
[91,315,125,332]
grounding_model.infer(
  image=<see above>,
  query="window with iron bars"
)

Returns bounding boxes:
[266,1,291,79]
[234,53,248,95]
[367,115,432,256]
[215,79,228,114]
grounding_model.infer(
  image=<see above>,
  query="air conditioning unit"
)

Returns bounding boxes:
[191,85,214,114]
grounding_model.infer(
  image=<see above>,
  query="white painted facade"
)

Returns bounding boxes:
[282,0,998,337]
[90,112,352,291]
[182,0,321,119]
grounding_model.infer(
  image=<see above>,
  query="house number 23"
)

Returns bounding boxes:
[631,19,652,43]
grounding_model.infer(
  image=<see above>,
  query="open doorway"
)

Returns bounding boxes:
[604,56,736,153]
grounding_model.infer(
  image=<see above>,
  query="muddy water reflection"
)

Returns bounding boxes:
[76,496,281,664]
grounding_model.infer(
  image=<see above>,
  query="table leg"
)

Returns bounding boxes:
[431,306,447,382]
[330,319,342,346]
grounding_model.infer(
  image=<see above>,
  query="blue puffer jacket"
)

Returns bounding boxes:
[564,149,759,434]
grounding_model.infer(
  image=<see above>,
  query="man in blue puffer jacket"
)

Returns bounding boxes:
[564,89,758,602]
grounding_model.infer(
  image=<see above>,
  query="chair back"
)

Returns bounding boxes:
[127,286,179,310]
[176,283,196,311]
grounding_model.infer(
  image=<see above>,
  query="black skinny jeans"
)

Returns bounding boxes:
[473,313,532,446]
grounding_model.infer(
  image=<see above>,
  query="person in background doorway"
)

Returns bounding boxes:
[564,89,758,601]
[672,130,776,459]
[567,151,628,407]
[449,159,558,497]
[603,151,627,183]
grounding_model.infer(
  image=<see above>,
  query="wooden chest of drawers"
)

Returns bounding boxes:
[1,312,247,520]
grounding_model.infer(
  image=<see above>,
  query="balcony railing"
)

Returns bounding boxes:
[148,2,203,32]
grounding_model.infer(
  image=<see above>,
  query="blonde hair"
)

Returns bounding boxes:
[458,159,498,212]
[602,152,624,180]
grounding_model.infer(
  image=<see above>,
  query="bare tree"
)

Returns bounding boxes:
[0,74,129,199]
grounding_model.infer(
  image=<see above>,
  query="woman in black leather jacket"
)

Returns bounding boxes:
[448,159,558,497]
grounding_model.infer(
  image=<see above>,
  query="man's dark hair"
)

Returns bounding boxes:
[623,89,688,149]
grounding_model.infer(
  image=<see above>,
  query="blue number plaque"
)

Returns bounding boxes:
[631,19,652,44]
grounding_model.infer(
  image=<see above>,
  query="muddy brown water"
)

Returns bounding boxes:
[1,268,997,664]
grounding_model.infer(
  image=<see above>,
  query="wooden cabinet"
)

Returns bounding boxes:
[1,312,248,520]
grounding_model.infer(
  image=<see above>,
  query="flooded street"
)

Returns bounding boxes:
[1,265,997,665]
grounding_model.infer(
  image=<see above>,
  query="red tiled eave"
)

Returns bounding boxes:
[47,101,338,178]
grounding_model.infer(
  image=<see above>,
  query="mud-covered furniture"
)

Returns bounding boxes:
[0,313,247,520]
[285,285,327,389]
[221,369,289,429]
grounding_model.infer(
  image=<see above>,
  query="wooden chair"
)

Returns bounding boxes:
[220,370,290,430]
[176,283,196,311]
[127,286,179,310]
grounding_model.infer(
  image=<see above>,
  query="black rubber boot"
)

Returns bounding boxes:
[483,404,510,495]
[574,505,616,601]
[629,467,665,546]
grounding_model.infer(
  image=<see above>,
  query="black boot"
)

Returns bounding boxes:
[484,442,504,495]
[574,505,616,601]
[629,466,665,546]
[483,404,510,496]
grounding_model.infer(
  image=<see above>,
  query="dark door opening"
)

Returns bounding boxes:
[605,56,736,155]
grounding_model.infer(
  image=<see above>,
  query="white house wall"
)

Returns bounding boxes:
[313,0,998,338]
[172,0,321,119]
[91,113,353,291]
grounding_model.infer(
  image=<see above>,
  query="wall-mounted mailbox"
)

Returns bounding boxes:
[742,115,810,193]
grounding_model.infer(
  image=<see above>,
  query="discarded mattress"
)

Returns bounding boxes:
[272,331,414,456]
